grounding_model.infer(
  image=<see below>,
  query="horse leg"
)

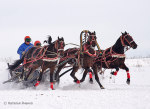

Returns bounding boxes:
[70,66,80,84]
[34,68,44,87]
[20,64,29,81]
[25,64,40,81]
[24,68,33,81]
[80,68,88,83]
[111,67,119,76]
[120,63,130,85]
[54,63,66,83]
[93,64,104,89]
[49,66,56,90]
[88,68,93,84]
[20,67,24,80]
[19,66,27,81]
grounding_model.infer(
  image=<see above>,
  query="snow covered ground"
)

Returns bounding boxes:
[0,58,150,109]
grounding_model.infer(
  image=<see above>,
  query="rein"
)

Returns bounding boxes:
[14,44,59,71]
[23,46,49,64]
[65,43,80,47]
[60,48,79,62]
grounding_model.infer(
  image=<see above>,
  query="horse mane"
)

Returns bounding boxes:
[43,35,52,44]
[112,33,125,54]
[48,36,52,44]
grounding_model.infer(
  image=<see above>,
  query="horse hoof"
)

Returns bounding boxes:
[111,71,117,76]
[100,86,105,89]
[74,79,80,84]
[24,78,28,81]
[89,81,93,84]
[18,77,23,82]
[126,81,130,85]
[126,79,130,85]
[89,79,93,84]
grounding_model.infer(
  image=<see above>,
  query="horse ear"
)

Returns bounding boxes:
[125,31,127,34]
[88,31,91,35]
[58,36,60,40]
[94,31,96,35]
[62,37,64,41]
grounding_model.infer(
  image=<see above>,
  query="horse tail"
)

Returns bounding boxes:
[8,55,25,71]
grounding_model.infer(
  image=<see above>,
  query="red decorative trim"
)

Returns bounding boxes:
[114,71,118,76]
[50,82,54,90]
[89,72,92,79]
[35,81,40,87]
[76,80,80,84]
[42,57,58,62]
[127,72,130,79]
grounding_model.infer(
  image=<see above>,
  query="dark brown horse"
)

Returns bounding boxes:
[55,31,104,89]
[9,36,65,90]
[93,31,137,85]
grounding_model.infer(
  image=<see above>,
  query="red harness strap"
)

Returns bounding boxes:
[83,43,97,57]
[83,50,97,57]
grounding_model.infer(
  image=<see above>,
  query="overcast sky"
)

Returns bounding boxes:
[0,0,150,58]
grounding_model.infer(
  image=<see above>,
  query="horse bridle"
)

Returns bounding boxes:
[54,40,64,52]
[45,40,64,56]
[88,35,96,45]
[120,34,134,47]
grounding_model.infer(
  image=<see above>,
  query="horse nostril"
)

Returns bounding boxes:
[133,44,137,49]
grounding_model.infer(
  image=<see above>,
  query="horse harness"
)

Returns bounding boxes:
[96,35,132,68]
[23,46,58,65]
[23,39,64,65]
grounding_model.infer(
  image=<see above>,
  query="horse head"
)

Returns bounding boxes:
[54,36,65,57]
[121,31,137,49]
[87,31,97,48]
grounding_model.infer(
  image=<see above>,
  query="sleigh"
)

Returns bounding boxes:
[3,63,39,86]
